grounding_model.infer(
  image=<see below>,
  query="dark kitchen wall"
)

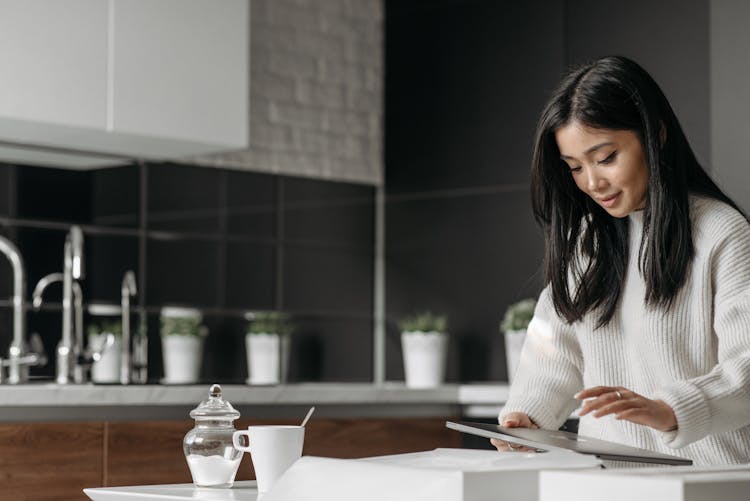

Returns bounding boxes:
[0,162,374,383]
[384,0,711,382]
[565,0,710,168]
[384,0,563,382]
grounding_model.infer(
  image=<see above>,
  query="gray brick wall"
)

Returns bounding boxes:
[187,0,383,186]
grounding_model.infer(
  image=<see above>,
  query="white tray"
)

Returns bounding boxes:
[84,480,258,501]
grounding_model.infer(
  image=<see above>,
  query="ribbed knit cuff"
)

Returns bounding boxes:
[654,381,712,449]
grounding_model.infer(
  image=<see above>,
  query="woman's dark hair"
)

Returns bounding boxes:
[531,55,742,327]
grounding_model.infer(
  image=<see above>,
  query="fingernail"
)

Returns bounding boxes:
[574,392,582,399]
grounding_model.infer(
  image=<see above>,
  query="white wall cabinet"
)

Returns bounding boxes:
[0,0,248,168]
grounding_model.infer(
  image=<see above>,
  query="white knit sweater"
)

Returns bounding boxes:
[500,195,750,465]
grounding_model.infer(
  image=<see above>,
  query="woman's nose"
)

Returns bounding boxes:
[586,168,608,192]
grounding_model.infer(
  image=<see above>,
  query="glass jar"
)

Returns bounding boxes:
[183,384,243,488]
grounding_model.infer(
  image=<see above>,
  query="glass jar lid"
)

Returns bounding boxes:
[189,384,240,420]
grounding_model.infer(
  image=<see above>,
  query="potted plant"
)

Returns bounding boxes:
[160,307,207,384]
[399,311,448,388]
[500,298,536,384]
[87,303,122,384]
[245,311,293,385]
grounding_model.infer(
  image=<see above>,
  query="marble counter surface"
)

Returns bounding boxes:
[0,382,509,421]
[84,480,259,501]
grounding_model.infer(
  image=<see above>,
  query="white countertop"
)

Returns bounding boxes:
[0,382,509,421]
[84,457,750,501]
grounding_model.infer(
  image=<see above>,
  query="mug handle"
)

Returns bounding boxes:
[232,430,251,453]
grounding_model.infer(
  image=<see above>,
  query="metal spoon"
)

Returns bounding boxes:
[301,406,315,427]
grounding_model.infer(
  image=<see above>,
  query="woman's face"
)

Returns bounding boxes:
[555,121,649,218]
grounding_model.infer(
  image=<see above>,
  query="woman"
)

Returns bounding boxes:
[495,55,750,465]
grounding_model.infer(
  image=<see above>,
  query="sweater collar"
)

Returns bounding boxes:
[628,208,645,232]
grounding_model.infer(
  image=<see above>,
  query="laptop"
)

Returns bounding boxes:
[446,420,693,466]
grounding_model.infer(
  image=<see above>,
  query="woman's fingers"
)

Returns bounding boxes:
[501,412,537,428]
[490,437,536,453]
[575,386,678,431]
[493,412,540,452]
[577,387,627,416]
[575,386,618,399]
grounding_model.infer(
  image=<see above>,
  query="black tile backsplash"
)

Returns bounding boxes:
[147,163,221,233]
[283,177,375,246]
[146,237,220,307]
[0,226,13,298]
[16,227,68,304]
[17,166,93,223]
[225,170,276,238]
[91,166,140,228]
[224,241,276,310]
[283,244,373,313]
[0,164,14,217]
[0,161,375,383]
[286,314,373,382]
[86,234,140,303]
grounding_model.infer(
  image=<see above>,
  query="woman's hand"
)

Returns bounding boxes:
[575,386,677,432]
[490,412,539,452]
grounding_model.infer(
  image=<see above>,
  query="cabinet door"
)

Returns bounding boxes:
[0,422,103,501]
[0,0,107,129]
[111,0,248,148]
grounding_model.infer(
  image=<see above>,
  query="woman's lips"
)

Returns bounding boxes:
[599,192,620,208]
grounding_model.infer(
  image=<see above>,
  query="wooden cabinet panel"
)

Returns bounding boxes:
[105,421,193,487]
[105,417,461,487]
[302,417,462,459]
[0,422,103,501]
[0,416,461,496]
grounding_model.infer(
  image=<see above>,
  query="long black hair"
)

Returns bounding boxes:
[531,55,741,327]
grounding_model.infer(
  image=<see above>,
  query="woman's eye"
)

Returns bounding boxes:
[569,166,582,174]
[598,151,617,165]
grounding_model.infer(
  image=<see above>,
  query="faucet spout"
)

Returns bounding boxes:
[59,226,85,384]
[0,235,26,384]
[68,226,84,279]
[120,270,137,384]
[33,272,84,383]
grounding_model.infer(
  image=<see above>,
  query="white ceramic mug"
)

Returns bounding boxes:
[232,425,305,493]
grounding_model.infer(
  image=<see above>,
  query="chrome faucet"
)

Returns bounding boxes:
[32,272,84,383]
[56,226,85,384]
[0,235,27,384]
[120,270,137,384]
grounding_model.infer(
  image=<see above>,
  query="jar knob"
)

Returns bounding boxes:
[209,384,222,398]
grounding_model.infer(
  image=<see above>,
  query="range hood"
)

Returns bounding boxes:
[0,0,249,169]
[0,115,247,169]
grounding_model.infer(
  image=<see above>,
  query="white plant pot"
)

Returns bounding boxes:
[504,329,526,385]
[89,334,122,384]
[401,331,448,388]
[245,332,282,385]
[162,336,204,384]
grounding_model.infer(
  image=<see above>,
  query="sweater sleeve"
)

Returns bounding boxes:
[655,210,750,449]
[498,286,584,430]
